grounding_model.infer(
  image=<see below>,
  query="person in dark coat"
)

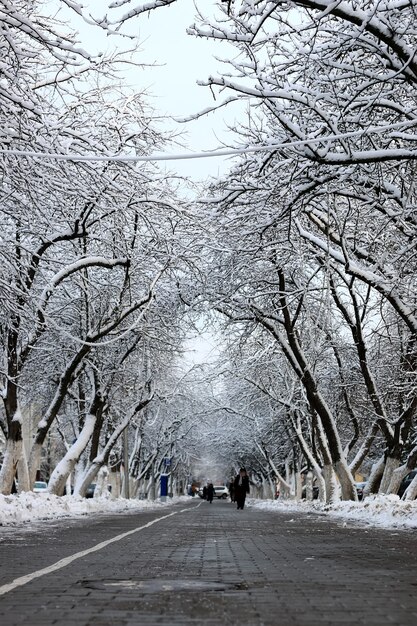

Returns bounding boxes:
[234,467,250,510]
[206,482,215,503]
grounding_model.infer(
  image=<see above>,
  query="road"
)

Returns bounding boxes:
[0,498,416,625]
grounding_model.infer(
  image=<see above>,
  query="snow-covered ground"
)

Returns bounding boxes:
[0,492,192,526]
[1,492,416,530]
[250,494,417,529]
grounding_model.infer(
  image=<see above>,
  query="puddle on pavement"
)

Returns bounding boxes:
[79,578,240,593]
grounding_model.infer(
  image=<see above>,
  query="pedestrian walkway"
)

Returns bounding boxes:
[0,499,416,625]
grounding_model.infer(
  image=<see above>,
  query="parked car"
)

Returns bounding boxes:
[398,470,417,499]
[33,480,48,493]
[85,483,97,498]
[354,481,367,501]
[213,485,229,499]
[84,483,112,498]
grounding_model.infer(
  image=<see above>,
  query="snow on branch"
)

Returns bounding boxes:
[32,256,129,341]
[295,0,417,79]
[99,0,177,27]
[37,256,129,314]
[0,3,92,64]
[295,219,417,334]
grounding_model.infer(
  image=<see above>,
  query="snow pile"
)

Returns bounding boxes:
[0,492,191,526]
[250,494,417,529]
[2,492,416,530]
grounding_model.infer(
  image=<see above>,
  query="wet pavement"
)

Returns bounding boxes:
[0,498,416,625]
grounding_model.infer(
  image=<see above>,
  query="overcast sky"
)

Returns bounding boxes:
[69,0,240,182]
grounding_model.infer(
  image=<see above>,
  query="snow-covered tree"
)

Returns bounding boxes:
[0,1,195,494]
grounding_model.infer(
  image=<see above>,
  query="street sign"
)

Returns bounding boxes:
[160,474,168,501]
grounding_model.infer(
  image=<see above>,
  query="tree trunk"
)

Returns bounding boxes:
[363,455,385,497]
[404,474,417,500]
[305,470,314,501]
[48,411,97,496]
[28,345,91,486]
[387,445,417,495]
[28,442,43,489]
[349,422,379,476]
[0,437,23,495]
[292,416,326,501]
[379,456,401,494]
[76,459,107,497]
[17,446,30,493]
[93,466,110,497]
[0,418,23,495]
[322,464,340,503]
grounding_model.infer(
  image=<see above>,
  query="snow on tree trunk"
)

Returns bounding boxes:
[0,406,25,494]
[121,474,135,499]
[251,482,259,499]
[0,438,23,495]
[315,472,326,502]
[379,456,401,494]
[16,446,30,493]
[259,479,273,500]
[75,460,104,497]
[295,470,302,500]
[387,465,411,496]
[75,390,154,497]
[284,457,295,498]
[404,474,417,501]
[48,412,97,496]
[322,464,340,503]
[335,459,358,501]
[131,479,140,499]
[256,441,292,495]
[93,466,110,497]
[28,442,43,489]
[363,455,385,498]
[292,420,325,501]
[147,478,154,498]
[305,470,314,501]
[388,446,417,496]
[349,423,379,476]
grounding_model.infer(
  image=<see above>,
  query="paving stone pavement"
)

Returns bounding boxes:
[0,498,416,626]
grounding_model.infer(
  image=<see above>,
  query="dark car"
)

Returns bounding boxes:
[85,483,112,498]
[85,483,97,498]
[354,481,367,501]
[398,470,417,499]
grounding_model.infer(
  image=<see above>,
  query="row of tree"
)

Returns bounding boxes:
[162,0,417,502]
[0,0,203,497]
[1,1,416,503]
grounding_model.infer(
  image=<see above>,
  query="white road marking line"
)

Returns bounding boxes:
[180,501,203,513]
[0,504,200,597]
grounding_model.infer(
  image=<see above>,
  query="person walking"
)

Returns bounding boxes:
[234,468,250,510]
[206,482,215,503]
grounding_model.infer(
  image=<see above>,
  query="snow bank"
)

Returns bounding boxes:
[250,494,417,529]
[2,492,415,530]
[0,492,191,526]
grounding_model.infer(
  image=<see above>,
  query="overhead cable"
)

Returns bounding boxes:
[0,119,415,163]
